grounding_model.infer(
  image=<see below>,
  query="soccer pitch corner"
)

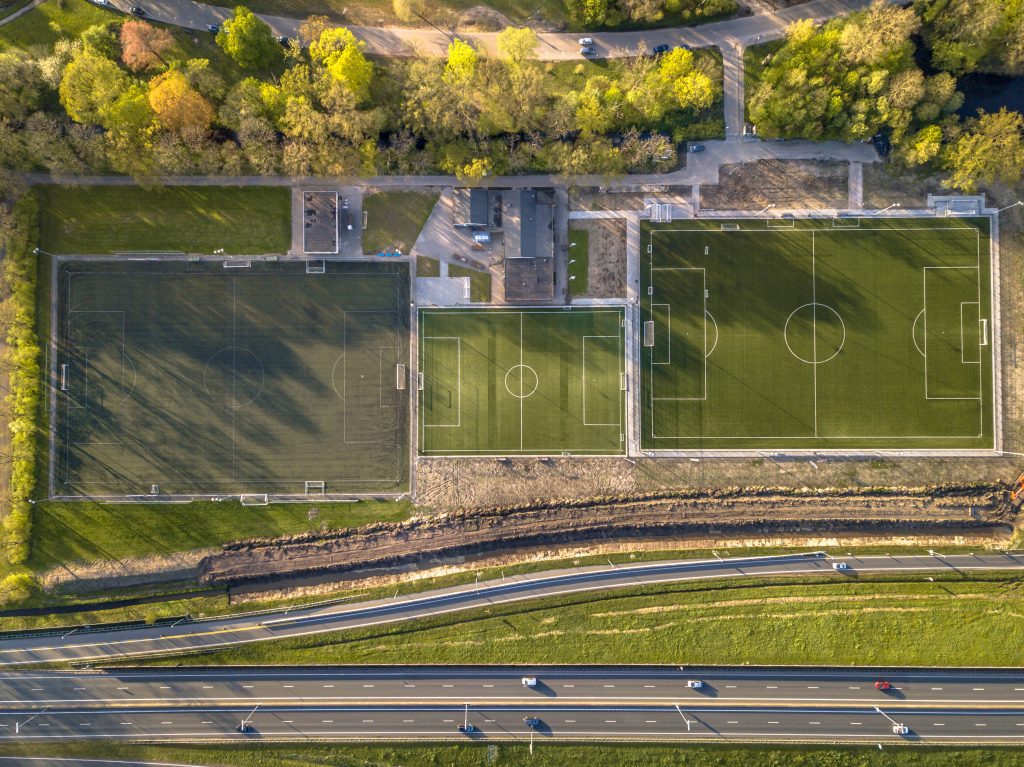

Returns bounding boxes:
[418,307,627,456]
[640,216,998,453]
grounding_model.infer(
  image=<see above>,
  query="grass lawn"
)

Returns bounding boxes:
[141,573,1024,667]
[642,216,994,450]
[568,228,589,296]
[448,263,491,302]
[362,191,439,254]
[0,0,111,51]
[38,186,291,255]
[0,743,1021,767]
[416,255,441,277]
[28,498,412,571]
[418,307,624,455]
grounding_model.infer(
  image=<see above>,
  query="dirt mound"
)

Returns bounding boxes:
[199,484,1015,587]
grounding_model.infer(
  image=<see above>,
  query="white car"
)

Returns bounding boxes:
[686,679,704,689]
[892,724,909,735]
[578,37,593,45]
[832,562,850,570]
[522,676,538,687]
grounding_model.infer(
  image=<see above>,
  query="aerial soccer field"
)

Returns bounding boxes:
[641,217,996,451]
[54,259,410,497]
[419,308,626,455]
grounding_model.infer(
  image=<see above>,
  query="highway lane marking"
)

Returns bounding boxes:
[202,721,213,724]
[807,686,819,689]
[976,723,987,726]
[726,720,738,724]
[202,686,214,689]
[363,684,375,688]
[850,722,861,725]
[973,688,986,691]
[283,685,295,689]
[932,688,944,690]
[848,686,861,690]
[934,723,945,726]
[323,685,334,688]
[8,558,1024,664]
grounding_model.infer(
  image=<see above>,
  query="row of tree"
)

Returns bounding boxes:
[0,7,722,179]
[747,1,1024,192]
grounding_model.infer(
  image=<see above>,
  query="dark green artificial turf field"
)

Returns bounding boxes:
[419,308,625,455]
[54,259,409,497]
[641,217,995,451]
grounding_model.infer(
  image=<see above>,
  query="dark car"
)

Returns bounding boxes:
[457,723,475,733]
[652,43,672,55]
[580,45,596,56]
[235,721,251,733]
[128,5,145,15]
[523,717,541,728]
[207,23,220,33]
[277,35,291,45]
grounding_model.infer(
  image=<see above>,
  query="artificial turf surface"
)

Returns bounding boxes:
[641,216,995,451]
[54,259,410,496]
[418,308,625,455]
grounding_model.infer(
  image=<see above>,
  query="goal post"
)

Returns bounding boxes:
[240,494,270,506]
[304,480,325,495]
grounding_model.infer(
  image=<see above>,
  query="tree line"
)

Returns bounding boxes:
[0,7,722,179]
[748,0,1024,193]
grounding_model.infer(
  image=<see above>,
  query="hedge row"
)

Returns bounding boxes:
[0,191,41,581]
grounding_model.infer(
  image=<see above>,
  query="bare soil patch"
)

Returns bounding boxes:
[862,163,942,209]
[574,218,626,298]
[37,548,215,594]
[201,485,1014,587]
[701,160,848,210]
[571,189,684,213]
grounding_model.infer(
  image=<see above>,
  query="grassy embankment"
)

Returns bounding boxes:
[0,742,1021,767]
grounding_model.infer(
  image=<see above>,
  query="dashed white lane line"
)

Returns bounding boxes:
[323,684,334,688]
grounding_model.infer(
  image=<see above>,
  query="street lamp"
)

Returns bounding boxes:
[875,203,900,215]
[995,200,1023,214]
[32,247,56,258]
[15,707,50,734]
[755,204,775,215]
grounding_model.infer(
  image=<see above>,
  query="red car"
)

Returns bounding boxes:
[875,681,892,691]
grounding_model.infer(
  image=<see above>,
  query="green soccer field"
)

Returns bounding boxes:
[54,259,410,497]
[419,308,625,455]
[641,217,996,451]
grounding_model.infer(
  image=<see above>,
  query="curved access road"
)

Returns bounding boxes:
[78,0,880,59]
[0,552,1021,666]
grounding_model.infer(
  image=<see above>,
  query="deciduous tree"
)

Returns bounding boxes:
[59,51,130,125]
[148,70,214,136]
[120,20,173,71]
[943,109,1024,192]
[215,6,280,70]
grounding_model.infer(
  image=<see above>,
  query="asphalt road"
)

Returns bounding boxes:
[73,0,882,60]
[1,552,1022,666]
[0,666,1023,743]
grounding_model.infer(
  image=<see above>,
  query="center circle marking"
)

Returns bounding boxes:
[504,364,539,398]
[203,346,265,408]
[783,303,846,364]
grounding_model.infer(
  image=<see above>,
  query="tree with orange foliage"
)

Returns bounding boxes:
[120,20,173,71]
[148,70,214,136]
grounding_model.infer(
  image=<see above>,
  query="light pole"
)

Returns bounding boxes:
[674,704,693,731]
[755,204,775,215]
[995,200,1023,214]
[32,247,56,258]
[875,203,900,215]
[15,707,50,734]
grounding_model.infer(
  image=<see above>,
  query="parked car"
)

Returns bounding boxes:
[578,37,593,45]
[128,5,145,15]
[92,0,109,6]
[652,43,672,55]
[207,23,220,33]
[875,681,892,691]
[523,717,541,728]
[688,144,705,153]
[277,35,291,45]
[580,45,596,56]
[686,679,704,689]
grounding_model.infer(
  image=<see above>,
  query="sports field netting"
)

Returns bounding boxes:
[54,259,410,496]
[641,217,996,451]
[419,308,626,455]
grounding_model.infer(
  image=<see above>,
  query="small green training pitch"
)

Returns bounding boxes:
[54,259,410,497]
[641,217,996,451]
[419,308,625,455]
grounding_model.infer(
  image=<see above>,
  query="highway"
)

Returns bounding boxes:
[0,666,1023,743]
[1,552,1022,666]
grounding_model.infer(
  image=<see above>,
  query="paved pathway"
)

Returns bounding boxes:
[849,160,864,209]
[51,0,885,60]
